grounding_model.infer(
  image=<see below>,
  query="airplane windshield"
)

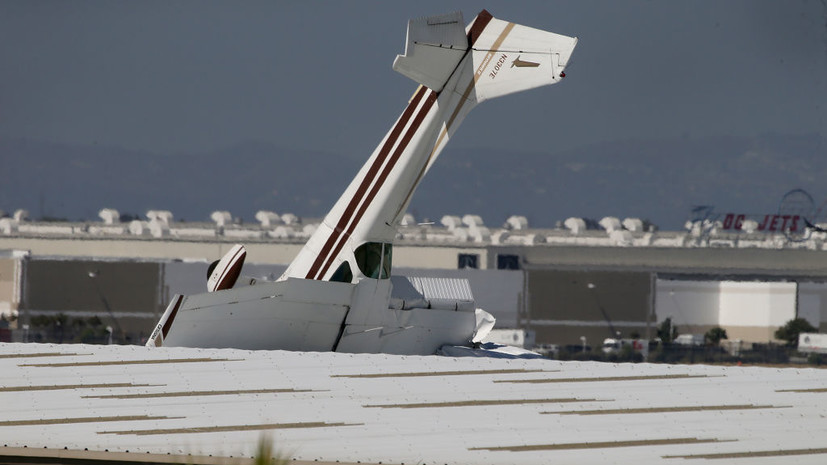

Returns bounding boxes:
[354,242,392,279]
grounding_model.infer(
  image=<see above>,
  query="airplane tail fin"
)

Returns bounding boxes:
[393,10,577,102]
[467,13,578,103]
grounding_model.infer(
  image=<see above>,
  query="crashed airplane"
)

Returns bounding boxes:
[147,10,577,355]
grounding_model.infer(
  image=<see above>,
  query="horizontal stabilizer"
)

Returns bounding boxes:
[392,11,468,92]
[469,18,578,103]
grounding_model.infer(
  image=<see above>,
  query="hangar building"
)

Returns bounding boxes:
[2,209,827,346]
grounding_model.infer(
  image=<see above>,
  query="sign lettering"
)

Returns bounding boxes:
[720,213,801,232]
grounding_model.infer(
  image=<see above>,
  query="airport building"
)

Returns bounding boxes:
[2,208,827,346]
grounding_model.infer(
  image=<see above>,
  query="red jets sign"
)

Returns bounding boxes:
[721,213,803,232]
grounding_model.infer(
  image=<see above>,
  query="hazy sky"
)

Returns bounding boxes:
[1,1,826,158]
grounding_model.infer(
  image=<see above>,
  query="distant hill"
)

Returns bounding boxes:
[2,134,825,230]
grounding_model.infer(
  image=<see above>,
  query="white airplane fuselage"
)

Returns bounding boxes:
[148,10,577,354]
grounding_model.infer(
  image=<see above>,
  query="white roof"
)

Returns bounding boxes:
[2,342,827,464]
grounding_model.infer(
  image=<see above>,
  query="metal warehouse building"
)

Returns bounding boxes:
[2,209,827,346]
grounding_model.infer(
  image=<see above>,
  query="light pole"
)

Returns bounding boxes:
[88,270,123,344]
[588,282,619,339]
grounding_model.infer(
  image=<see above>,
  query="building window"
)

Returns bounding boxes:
[496,254,520,270]
[458,253,479,269]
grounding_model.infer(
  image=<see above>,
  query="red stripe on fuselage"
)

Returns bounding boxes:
[315,90,439,280]
[305,86,429,280]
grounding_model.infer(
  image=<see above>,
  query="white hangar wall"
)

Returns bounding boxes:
[655,279,802,341]
[718,281,796,341]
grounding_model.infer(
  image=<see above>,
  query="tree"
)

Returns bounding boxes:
[775,318,817,347]
[705,326,728,345]
[657,318,678,343]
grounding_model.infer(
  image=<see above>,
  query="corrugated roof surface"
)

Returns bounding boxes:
[2,343,827,464]
[408,276,474,302]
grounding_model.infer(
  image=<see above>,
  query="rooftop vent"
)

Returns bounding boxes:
[462,214,485,228]
[13,209,29,222]
[599,216,621,232]
[622,217,644,232]
[99,208,120,225]
[491,230,510,244]
[441,215,462,230]
[505,215,529,230]
[149,219,169,238]
[522,233,546,245]
[609,229,633,246]
[0,218,17,235]
[281,213,300,225]
[564,217,586,235]
[742,219,758,234]
[146,210,173,226]
[128,220,147,235]
[210,211,233,227]
[255,210,282,227]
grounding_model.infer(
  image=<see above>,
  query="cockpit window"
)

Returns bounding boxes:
[329,261,354,283]
[354,242,392,279]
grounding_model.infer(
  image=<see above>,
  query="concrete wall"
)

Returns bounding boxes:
[0,237,304,265]
[396,246,488,270]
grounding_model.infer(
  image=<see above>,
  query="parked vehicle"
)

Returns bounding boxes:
[798,333,827,354]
